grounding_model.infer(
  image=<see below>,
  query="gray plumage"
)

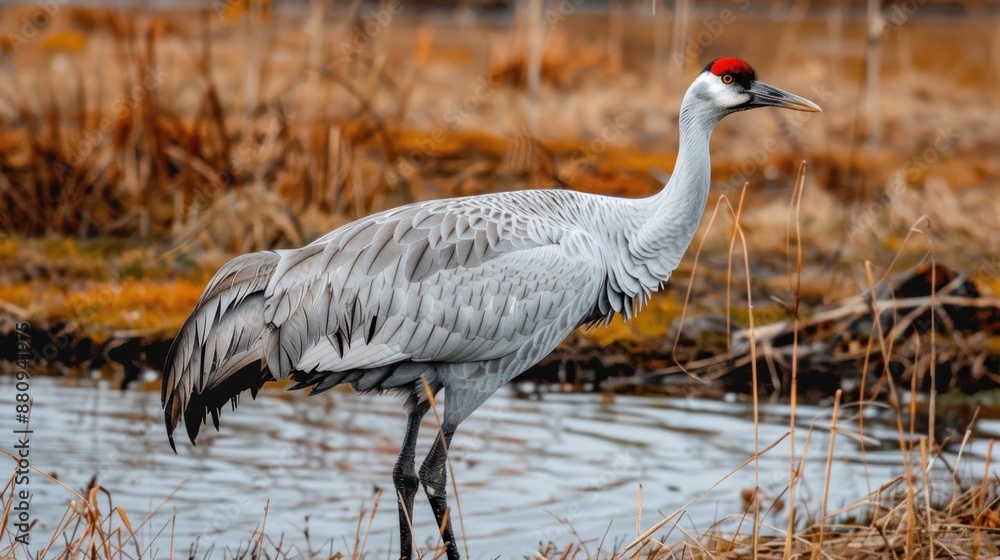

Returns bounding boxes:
[163,189,671,441]
[162,58,819,560]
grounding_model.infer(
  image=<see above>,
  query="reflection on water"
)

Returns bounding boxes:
[2,378,998,558]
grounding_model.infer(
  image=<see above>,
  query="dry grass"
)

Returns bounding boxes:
[0,4,997,248]
[2,429,997,559]
[644,478,1000,559]
[0,462,352,559]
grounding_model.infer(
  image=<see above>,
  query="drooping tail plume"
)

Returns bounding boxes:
[162,251,280,449]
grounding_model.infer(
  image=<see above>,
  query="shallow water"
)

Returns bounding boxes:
[2,377,998,558]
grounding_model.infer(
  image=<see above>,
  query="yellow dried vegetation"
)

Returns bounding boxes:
[578,295,682,352]
[0,237,214,341]
[0,279,204,342]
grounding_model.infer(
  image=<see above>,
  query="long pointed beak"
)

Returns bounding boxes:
[748,81,822,112]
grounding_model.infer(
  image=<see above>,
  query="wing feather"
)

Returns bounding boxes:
[259,195,602,384]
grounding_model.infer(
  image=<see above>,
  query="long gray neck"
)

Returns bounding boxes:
[588,84,721,321]
[630,93,718,281]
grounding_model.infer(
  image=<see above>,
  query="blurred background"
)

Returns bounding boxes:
[1,0,999,557]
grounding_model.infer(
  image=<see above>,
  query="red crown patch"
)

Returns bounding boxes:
[704,57,757,84]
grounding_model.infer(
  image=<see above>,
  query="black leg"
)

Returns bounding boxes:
[418,425,459,560]
[394,401,429,560]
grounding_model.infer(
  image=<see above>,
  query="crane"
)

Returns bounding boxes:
[162,57,820,560]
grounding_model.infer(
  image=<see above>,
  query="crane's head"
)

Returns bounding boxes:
[686,57,821,121]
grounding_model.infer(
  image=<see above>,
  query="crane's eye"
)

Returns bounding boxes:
[721,74,734,84]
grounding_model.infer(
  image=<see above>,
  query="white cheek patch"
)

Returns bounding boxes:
[704,78,750,108]
[695,72,750,107]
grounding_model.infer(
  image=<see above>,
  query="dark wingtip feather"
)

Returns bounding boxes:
[288,380,313,391]
[172,361,273,447]
[163,386,182,453]
[184,400,203,444]
[160,252,279,450]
